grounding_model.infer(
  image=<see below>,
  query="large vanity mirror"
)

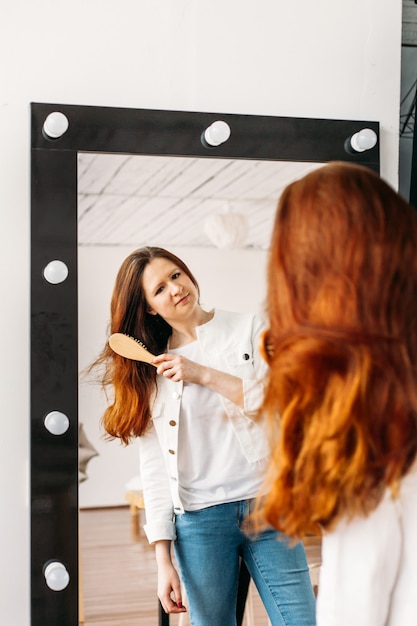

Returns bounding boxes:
[31,103,379,625]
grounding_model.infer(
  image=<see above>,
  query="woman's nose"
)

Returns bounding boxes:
[170,282,182,295]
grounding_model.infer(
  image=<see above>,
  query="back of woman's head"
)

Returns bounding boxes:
[267,162,417,341]
[260,162,417,537]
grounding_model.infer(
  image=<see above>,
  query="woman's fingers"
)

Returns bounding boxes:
[172,579,185,610]
[158,592,187,614]
[153,354,178,377]
[153,354,199,382]
[152,353,171,366]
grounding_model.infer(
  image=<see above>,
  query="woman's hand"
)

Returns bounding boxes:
[152,354,244,408]
[157,560,186,614]
[153,354,204,384]
[155,540,187,614]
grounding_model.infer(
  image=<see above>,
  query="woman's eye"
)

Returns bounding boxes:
[172,272,180,280]
[155,285,164,295]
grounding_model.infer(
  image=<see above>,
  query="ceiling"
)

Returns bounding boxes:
[77,153,322,250]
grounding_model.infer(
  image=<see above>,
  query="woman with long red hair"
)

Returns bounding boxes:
[94,246,316,626]
[260,162,417,625]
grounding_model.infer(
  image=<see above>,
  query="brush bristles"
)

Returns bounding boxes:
[126,334,149,352]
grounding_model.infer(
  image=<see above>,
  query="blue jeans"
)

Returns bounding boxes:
[174,499,316,626]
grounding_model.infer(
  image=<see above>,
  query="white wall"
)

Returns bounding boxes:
[0,0,403,623]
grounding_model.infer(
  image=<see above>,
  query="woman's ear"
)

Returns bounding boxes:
[147,307,157,316]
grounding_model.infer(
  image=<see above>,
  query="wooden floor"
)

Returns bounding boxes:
[79,507,321,626]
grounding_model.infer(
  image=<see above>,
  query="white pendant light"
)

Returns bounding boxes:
[204,205,249,249]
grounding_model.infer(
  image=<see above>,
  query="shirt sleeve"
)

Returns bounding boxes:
[138,423,176,544]
[317,494,402,626]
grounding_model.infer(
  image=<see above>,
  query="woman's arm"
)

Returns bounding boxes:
[138,425,177,543]
[152,354,244,407]
[153,312,268,413]
[154,540,187,615]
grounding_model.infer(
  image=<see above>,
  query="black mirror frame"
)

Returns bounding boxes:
[30,102,379,625]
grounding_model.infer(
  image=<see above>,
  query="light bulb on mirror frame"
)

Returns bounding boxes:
[43,561,70,592]
[42,111,69,140]
[345,128,378,153]
[44,410,70,436]
[43,260,69,284]
[202,120,231,147]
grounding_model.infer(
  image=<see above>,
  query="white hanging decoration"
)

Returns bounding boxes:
[204,204,249,249]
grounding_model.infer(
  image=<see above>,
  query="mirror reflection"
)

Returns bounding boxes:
[77,153,323,625]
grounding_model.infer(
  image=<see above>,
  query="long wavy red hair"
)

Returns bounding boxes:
[92,247,199,444]
[259,162,417,538]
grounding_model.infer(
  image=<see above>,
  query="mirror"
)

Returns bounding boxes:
[31,102,380,625]
[77,154,327,625]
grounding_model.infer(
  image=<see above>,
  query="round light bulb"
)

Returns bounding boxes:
[43,260,69,284]
[43,112,69,139]
[203,120,231,147]
[44,561,70,591]
[44,411,70,435]
[350,128,378,153]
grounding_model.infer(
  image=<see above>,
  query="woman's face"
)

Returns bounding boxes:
[142,256,199,325]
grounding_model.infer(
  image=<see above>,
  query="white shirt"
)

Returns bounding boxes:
[317,463,417,626]
[138,309,270,544]
[170,340,267,511]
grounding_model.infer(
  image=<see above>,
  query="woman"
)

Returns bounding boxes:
[259,162,417,625]
[96,246,316,626]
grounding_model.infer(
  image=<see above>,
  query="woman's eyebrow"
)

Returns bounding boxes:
[151,267,179,293]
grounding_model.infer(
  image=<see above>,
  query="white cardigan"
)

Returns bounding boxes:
[317,463,417,626]
[138,309,270,544]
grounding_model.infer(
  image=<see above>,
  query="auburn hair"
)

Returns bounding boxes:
[259,162,417,538]
[93,246,199,444]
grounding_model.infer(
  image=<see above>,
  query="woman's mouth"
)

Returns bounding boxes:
[176,293,189,306]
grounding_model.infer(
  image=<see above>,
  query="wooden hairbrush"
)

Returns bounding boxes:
[108,333,156,366]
